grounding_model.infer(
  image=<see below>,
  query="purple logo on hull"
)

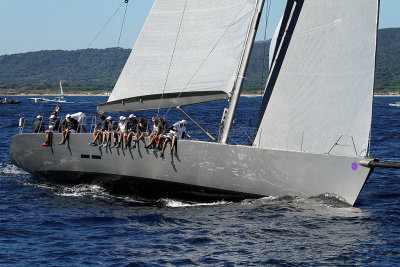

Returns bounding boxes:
[351,162,358,171]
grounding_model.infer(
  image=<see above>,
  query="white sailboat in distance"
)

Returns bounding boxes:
[10,0,386,206]
[28,81,73,103]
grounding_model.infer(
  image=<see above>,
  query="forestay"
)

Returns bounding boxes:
[254,0,379,157]
[98,0,258,113]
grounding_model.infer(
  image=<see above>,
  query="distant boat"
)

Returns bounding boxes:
[389,102,400,107]
[45,81,68,103]
[28,97,47,103]
[28,81,73,103]
[0,97,22,104]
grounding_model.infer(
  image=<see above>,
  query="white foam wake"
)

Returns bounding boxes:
[1,164,28,175]
[55,184,107,198]
[161,198,230,208]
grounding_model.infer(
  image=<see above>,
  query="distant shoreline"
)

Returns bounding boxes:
[1,93,109,97]
[1,93,400,97]
[3,93,263,97]
[374,94,400,97]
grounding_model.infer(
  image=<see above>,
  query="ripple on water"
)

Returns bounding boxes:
[0,96,400,265]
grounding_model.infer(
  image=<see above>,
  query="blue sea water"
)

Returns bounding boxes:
[0,96,399,266]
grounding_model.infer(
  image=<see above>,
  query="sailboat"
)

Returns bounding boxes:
[389,102,400,107]
[10,0,382,205]
[45,81,67,103]
[28,81,73,103]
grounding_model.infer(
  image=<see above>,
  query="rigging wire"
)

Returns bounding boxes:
[72,0,127,85]
[31,1,127,120]
[84,1,126,52]
[249,0,271,127]
[162,0,250,118]
[156,0,188,118]
[108,0,129,89]
[261,0,271,84]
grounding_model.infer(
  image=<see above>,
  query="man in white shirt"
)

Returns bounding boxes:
[160,120,187,157]
[70,112,87,133]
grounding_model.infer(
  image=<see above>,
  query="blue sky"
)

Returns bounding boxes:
[0,0,399,56]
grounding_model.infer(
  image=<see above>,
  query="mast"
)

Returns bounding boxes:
[59,81,64,97]
[219,0,265,144]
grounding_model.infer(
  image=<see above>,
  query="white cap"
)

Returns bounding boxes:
[129,114,136,118]
[181,120,187,125]
[120,116,126,121]
[37,115,43,119]
[106,116,112,120]
[50,115,56,119]
[66,114,71,118]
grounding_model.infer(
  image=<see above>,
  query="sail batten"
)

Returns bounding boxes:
[254,0,379,157]
[100,0,259,113]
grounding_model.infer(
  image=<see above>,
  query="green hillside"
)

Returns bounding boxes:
[0,28,399,94]
[375,28,400,92]
[0,48,129,93]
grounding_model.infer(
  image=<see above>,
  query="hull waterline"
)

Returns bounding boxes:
[9,133,374,205]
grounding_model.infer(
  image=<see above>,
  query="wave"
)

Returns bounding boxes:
[54,186,231,207]
[158,198,231,208]
[19,177,355,210]
[54,184,108,198]
[309,193,352,207]
[239,194,352,209]
[0,164,28,176]
[21,181,152,204]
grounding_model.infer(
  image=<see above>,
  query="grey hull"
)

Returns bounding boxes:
[9,133,373,205]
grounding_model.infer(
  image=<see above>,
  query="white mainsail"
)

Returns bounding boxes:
[254,0,379,157]
[98,0,258,113]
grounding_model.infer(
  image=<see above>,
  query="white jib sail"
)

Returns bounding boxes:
[59,81,64,96]
[268,16,282,69]
[100,0,258,112]
[254,0,379,157]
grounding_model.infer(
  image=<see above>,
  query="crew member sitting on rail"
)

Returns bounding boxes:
[41,114,60,146]
[145,117,161,149]
[132,117,148,148]
[89,114,108,146]
[160,120,187,157]
[59,114,79,145]
[33,115,45,133]
[116,116,127,149]
[125,114,138,148]
[70,112,87,133]
[51,106,61,119]
[154,117,169,152]
[103,116,118,147]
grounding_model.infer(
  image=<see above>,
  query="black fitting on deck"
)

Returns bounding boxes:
[360,158,400,169]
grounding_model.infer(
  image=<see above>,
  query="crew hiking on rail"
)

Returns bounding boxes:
[36,106,189,157]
